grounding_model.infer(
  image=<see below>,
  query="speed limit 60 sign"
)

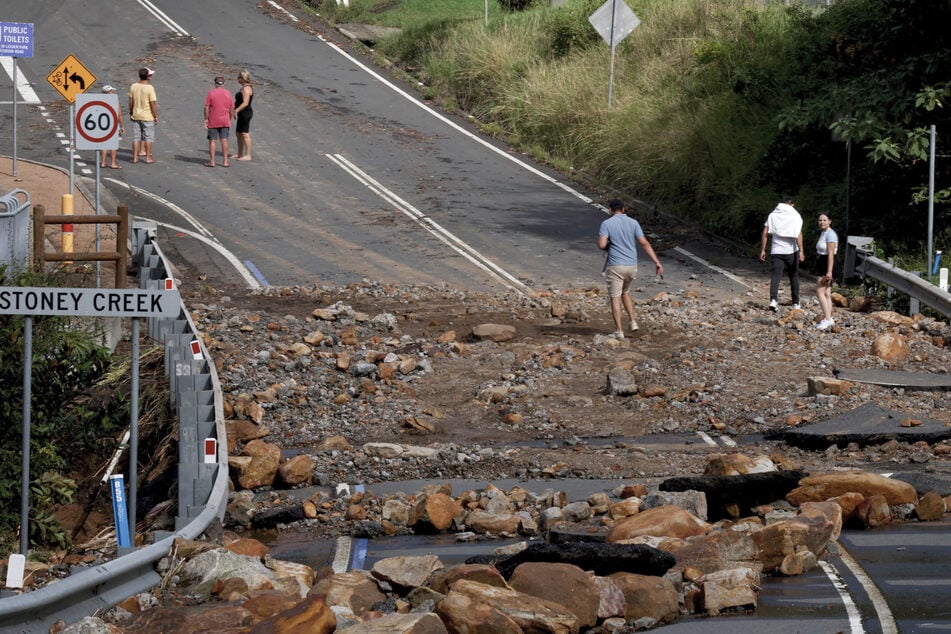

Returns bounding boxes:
[75,93,120,150]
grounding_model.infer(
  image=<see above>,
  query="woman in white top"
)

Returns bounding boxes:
[814,213,839,331]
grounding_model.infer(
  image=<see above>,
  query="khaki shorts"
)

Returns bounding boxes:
[605,265,638,297]
[131,119,155,143]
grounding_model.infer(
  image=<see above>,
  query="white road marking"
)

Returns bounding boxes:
[136,0,190,36]
[828,548,899,634]
[103,180,259,288]
[674,246,753,289]
[107,179,218,240]
[719,435,737,447]
[819,560,866,633]
[0,56,41,104]
[316,35,593,206]
[326,153,533,296]
[267,0,299,21]
[145,219,261,289]
[317,34,747,289]
[331,535,352,573]
[695,431,718,447]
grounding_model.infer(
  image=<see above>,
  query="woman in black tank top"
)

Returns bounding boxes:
[234,69,254,161]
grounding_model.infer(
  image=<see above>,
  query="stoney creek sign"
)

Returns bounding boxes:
[0,287,180,317]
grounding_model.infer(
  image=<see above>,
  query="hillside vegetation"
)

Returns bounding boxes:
[312,0,949,264]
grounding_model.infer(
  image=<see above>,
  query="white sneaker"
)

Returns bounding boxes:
[769,299,778,312]
[816,319,834,331]
[629,319,639,332]
[792,303,801,310]
[612,330,625,339]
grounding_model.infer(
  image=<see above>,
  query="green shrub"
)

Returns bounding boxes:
[498,0,537,12]
[0,266,113,552]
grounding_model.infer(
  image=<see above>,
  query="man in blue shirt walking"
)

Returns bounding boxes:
[597,199,664,339]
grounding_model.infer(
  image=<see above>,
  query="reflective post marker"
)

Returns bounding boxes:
[109,474,131,548]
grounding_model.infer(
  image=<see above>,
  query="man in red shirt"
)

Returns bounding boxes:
[203,76,235,167]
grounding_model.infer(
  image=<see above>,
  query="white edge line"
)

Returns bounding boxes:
[266,0,299,21]
[818,560,867,634]
[107,178,217,240]
[319,38,754,293]
[317,35,592,205]
[674,246,752,289]
[145,219,261,289]
[833,546,899,634]
[326,153,532,296]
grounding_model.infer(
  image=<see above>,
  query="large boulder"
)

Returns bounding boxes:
[787,472,917,506]
[608,572,679,624]
[509,562,602,629]
[607,505,710,542]
[444,579,579,633]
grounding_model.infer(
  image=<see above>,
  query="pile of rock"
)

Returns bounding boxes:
[62,452,949,633]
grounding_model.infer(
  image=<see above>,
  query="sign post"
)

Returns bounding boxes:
[75,93,122,284]
[588,0,640,108]
[1,22,34,177]
[1,286,180,556]
[47,54,96,196]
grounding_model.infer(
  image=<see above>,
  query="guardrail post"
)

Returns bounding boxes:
[844,236,874,279]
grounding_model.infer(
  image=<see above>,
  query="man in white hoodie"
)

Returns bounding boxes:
[759,196,804,311]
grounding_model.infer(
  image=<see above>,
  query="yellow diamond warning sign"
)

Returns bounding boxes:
[46,54,96,104]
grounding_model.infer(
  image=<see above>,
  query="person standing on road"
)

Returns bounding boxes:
[99,85,124,169]
[233,69,254,161]
[204,76,234,168]
[597,199,664,339]
[128,67,157,164]
[814,212,840,331]
[760,195,804,311]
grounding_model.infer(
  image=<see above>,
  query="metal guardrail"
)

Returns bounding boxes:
[0,188,32,270]
[0,221,229,633]
[844,236,951,318]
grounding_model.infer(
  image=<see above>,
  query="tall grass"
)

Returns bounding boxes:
[326,1,864,242]
[414,0,801,236]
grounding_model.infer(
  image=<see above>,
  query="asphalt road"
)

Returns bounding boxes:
[3,1,950,631]
[1,0,759,297]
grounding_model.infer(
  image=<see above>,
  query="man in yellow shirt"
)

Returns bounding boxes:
[128,67,158,164]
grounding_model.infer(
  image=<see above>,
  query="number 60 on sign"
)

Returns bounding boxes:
[75,93,120,150]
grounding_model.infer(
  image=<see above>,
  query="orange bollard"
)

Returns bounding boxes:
[62,193,74,264]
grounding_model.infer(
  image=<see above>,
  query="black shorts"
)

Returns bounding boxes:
[813,255,841,278]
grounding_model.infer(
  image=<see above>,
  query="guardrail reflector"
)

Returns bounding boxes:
[204,438,217,464]
[4,553,25,589]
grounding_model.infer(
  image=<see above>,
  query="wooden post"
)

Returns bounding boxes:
[32,204,45,272]
[116,205,129,289]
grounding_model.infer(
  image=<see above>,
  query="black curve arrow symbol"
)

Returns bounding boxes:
[69,73,85,90]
